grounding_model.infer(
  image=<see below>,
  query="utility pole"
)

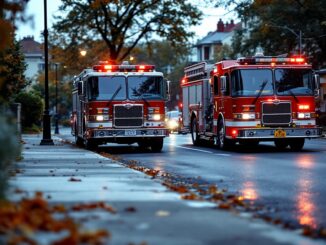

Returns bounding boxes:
[54,63,59,134]
[40,0,54,145]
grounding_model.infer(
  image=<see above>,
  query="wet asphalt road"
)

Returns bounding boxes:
[60,128,326,231]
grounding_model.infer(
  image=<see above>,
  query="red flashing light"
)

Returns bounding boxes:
[238,56,307,65]
[295,57,305,63]
[135,65,155,72]
[231,129,238,138]
[93,64,155,72]
[104,65,112,70]
[298,104,310,110]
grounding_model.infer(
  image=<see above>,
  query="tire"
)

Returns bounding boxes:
[289,138,305,151]
[217,120,235,150]
[75,126,84,147]
[138,140,150,150]
[151,138,164,152]
[85,139,98,151]
[75,136,84,147]
[274,139,289,150]
[191,118,201,146]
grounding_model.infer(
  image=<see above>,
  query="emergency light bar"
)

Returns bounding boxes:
[237,56,306,65]
[93,63,155,72]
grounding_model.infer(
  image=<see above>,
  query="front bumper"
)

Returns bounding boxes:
[90,128,168,139]
[234,127,322,139]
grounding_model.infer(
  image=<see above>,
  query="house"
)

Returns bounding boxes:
[194,19,241,62]
[20,36,44,80]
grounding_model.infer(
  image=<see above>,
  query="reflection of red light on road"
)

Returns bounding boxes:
[296,155,314,169]
[296,179,317,229]
[241,181,258,200]
[297,192,316,228]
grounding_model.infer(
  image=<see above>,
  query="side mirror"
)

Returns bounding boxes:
[77,81,83,95]
[313,74,320,98]
[220,76,226,93]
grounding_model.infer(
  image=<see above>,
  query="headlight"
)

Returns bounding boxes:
[96,115,109,121]
[168,120,178,129]
[96,115,104,121]
[152,114,161,121]
[297,112,311,119]
[233,113,255,120]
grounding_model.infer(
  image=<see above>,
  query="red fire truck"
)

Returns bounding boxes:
[71,61,169,151]
[181,55,322,150]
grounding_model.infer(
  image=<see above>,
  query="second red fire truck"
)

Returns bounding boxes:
[71,61,169,152]
[181,55,322,150]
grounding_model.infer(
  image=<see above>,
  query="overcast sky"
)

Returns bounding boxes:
[16,0,237,42]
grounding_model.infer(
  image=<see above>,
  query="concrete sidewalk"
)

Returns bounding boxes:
[7,134,325,245]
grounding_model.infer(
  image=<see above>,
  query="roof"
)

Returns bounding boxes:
[195,22,242,46]
[196,31,233,46]
[20,36,43,55]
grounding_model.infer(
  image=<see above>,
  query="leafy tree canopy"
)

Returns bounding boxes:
[217,0,326,68]
[0,34,28,105]
[52,0,202,63]
[0,0,29,51]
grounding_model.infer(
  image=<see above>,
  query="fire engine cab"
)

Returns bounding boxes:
[71,61,169,152]
[181,55,322,150]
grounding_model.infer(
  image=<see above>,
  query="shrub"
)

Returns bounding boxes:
[0,115,20,200]
[14,91,43,129]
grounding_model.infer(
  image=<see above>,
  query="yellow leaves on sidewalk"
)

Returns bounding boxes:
[0,192,111,244]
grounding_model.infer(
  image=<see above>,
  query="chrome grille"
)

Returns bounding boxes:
[261,101,291,125]
[114,104,143,127]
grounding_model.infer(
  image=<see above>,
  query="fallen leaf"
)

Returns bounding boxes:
[181,193,201,200]
[218,203,231,210]
[71,202,116,213]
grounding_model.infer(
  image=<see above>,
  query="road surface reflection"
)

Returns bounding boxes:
[295,155,317,229]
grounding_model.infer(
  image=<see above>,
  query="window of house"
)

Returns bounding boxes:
[38,63,45,72]
[204,46,210,60]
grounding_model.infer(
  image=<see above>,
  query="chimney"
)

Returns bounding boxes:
[217,19,224,32]
[230,19,235,28]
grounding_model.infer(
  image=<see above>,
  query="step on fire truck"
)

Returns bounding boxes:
[71,61,169,152]
[181,55,322,150]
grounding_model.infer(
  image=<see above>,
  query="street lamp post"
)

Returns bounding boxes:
[266,24,302,56]
[54,63,59,134]
[40,0,54,145]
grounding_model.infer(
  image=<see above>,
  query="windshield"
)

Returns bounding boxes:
[128,76,164,100]
[231,69,273,97]
[87,76,126,101]
[275,69,313,95]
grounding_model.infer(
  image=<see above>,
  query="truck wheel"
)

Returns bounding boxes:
[151,138,164,152]
[191,118,201,146]
[75,136,84,147]
[217,120,235,150]
[75,126,84,147]
[85,139,98,151]
[138,140,150,150]
[289,138,305,151]
[274,139,289,150]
